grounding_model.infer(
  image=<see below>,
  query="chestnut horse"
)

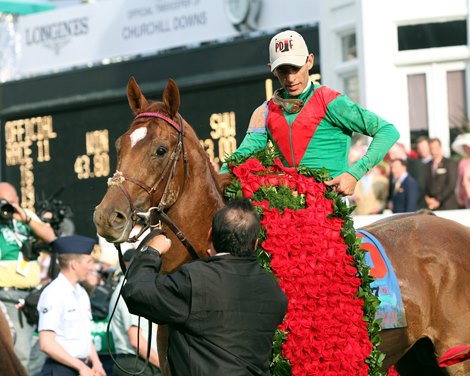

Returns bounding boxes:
[94,77,226,375]
[94,77,470,376]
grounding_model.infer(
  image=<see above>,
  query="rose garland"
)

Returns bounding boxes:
[224,148,387,376]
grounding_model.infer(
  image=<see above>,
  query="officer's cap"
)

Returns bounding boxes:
[53,235,96,255]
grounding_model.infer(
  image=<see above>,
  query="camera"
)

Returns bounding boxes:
[36,187,73,236]
[21,236,41,261]
[0,199,15,222]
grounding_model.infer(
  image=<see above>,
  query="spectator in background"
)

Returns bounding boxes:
[416,136,433,164]
[30,205,75,376]
[109,248,161,376]
[424,138,459,210]
[37,235,105,376]
[389,159,419,213]
[351,166,389,215]
[84,247,120,376]
[387,142,426,209]
[349,144,389,214]
[0,182,56,374]
[451,133,470,208]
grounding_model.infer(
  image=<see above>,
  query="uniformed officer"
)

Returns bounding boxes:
[37,235,106,376]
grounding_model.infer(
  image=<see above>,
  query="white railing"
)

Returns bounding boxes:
[353,209,470,228]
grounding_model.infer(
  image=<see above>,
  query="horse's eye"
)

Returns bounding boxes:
[156,146,167,156]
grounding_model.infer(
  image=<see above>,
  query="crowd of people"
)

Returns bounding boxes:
[1,27,469,376]
[349,134,470,215]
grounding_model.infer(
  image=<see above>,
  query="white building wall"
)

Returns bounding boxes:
[320,0,470,156]
[319,1,361,98]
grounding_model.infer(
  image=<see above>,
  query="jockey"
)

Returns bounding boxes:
[220,29,400,196]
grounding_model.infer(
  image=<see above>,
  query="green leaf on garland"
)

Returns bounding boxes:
[253,185,304,212]
[270,328,291,375]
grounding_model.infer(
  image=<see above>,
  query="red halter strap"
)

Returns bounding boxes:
[135,112,182,133]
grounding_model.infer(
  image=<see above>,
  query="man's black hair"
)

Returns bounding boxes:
[211,198,260,257]
[391,158,408,167]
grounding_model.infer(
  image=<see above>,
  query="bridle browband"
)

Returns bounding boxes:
[107,111,199,261]
[136,111,182,132]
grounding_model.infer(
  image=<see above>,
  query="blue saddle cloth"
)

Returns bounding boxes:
[356,229,407,329]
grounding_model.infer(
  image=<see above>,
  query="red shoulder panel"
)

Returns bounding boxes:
[266,86,340,166]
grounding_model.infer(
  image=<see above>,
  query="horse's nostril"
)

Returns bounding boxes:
[110,210,127,224]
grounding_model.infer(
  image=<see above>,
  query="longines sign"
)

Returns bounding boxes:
[12,0,318,80]
[24,17,89,54]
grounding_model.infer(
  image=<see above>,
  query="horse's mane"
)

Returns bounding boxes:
[182,118,226,195]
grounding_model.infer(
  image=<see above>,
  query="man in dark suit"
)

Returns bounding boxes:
[424,138,459,210]
[122,198,288,376]
[387,142,426,208]
[416,136,432,164]
[389,159,419,213]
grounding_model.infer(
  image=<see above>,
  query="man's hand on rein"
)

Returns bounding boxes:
[147,234,172,255]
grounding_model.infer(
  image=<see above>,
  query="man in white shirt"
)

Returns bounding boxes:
[37,235,105,376]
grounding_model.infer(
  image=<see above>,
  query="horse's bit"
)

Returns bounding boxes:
[107,111,199,261]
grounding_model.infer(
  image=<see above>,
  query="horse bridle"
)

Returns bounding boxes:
[107,111,199,261]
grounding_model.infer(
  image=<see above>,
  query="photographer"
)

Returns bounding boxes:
[0,182,56,373]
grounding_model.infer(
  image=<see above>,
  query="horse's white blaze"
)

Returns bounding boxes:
[130,127,147,147]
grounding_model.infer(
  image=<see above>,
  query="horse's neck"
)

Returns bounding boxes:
[167,142,224,247]
[155,123,227,272]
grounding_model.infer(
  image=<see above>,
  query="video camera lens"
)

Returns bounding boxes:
[0,199,14,221]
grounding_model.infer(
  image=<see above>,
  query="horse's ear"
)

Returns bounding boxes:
[127,76,149,115]
[162,79,180,117]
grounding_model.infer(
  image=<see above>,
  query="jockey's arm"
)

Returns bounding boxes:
[219,103,269,174]
[327,95,400,181]
[219,132,268,174]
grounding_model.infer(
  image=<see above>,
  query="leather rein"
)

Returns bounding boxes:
[107,111,200,265]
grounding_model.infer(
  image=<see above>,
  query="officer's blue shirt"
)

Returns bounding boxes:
[38,273,93,358]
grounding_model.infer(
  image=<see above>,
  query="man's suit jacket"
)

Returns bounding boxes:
[391,175,419,213]
[406,158,426,209]
[424,157,459,210]
[388,158,426,209]
[123,251,288,376]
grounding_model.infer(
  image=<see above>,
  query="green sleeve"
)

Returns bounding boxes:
[219,132,268,174]
[326,95,400,180]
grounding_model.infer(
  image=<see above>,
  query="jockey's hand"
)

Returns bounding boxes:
[147,234,172,255]
[324,172,358,196]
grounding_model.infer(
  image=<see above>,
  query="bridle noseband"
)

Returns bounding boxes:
[107,111,199,260]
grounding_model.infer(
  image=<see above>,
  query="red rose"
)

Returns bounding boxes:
[244,157,267,172]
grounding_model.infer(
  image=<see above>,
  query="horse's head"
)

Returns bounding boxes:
[94,77,187,243]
